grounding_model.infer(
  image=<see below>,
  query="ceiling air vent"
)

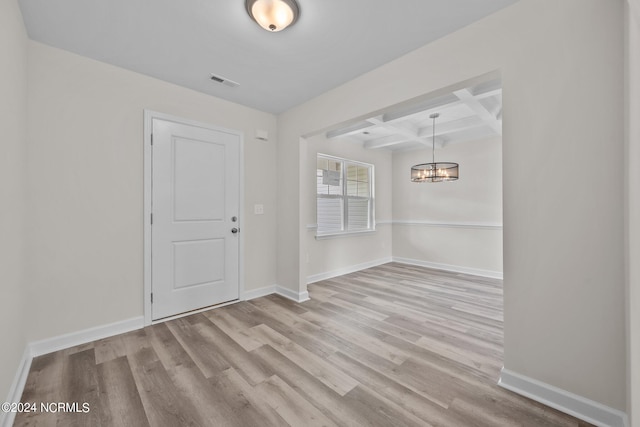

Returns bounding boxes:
[210,73,240,88]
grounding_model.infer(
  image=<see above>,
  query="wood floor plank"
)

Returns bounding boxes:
[58,348,100,427]
[94,334,127,365]
[315,300,420,342]
[144,322,195,371]
[193,315,273,385]
[341,278,502,330]
[96,356,150,427]
[249,311,411,399]
[165,317,231,378]
[217,367,290,427]
[341,384,432,427]
[248,324,359,396]
[255,375,338,427]
[202,308,264,352]
[328,351,457,420]
[166,364,231,426]
[127,345,206,427]
[413,334,502,375]
[449,396,579,427]
[145,322,257,426]
[236,302,337,359]
[300,308,411,365]
[247,297,323,335]
[205,368,285,427]
[316,294,390,322]
[390,313,504,355]
[333,290,471,333]
[250,344,374,426]
[262,293,309,315]
[14,352,65,427]
[307,284,337,300]
[17,263,595,427]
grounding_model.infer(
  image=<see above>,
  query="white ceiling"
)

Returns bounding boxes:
[17,0,518,114]
[327,79,502,151]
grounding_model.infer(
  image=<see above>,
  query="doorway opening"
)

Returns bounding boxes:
[300,72,504,370]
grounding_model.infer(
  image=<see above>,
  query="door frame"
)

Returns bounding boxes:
[143,110,245,326]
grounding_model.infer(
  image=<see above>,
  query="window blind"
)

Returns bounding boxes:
[316,154,374,235]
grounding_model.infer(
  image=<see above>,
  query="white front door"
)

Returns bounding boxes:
[151,118,240,320]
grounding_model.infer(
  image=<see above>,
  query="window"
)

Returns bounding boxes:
[316,154,374,237]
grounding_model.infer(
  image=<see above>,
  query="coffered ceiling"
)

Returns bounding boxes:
[326,79,502,151]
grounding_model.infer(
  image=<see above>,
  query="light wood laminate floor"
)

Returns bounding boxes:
[15,263,593,426]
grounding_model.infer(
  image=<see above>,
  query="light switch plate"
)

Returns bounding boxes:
[254,204,264,215]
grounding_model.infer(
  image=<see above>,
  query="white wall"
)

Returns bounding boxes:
[278,0,625,411]
[392,137,502,275]
[305,133,392,280]
[25,42,278,342]
[626,0,640,424]
[0,0,28,406]
[276,120,303,293]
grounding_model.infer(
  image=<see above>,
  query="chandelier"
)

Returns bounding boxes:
[411,113,459,182]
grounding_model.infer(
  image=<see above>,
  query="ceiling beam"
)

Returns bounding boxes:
[473,88,502,100]
[363,134,445,150]
[417,115,484,139]
[470,79,502,98]
[381,93,459,123]
[365,117,443,149]
[453,88,502,134]
[326,121,374,139]
[363,135,411,149]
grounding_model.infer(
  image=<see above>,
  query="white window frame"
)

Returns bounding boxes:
[316,153,375,239]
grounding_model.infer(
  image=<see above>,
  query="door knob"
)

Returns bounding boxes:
[231,227,239,234]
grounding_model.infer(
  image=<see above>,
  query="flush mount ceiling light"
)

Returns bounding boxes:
[411,113,459,182]
[246,0,300,32]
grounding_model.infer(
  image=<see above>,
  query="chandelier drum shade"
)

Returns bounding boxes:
[411,113,459,182]
[411,162,459,182]
[245,0,300,32]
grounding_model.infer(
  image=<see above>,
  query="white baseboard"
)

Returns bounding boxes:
[1,346,33,427]
[307,257,393,284]
[275,285,310,303]
[392,256,503,280]
[243,285,277,301]
[498,368,629,427]
[243,284,309,303]
[30,316,145,358]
